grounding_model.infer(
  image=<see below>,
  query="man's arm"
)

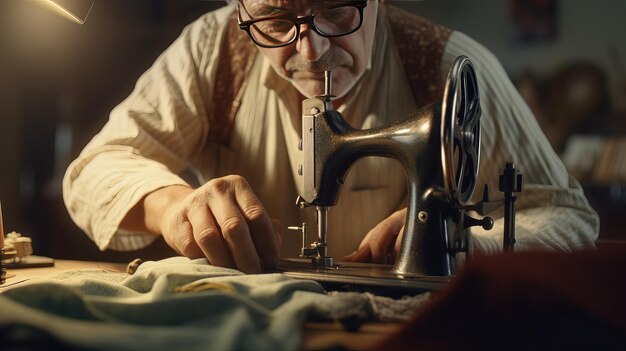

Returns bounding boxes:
[345,30,598,262]
[120,178,281,273]
[63,12,213,250]
[442,31,599,252]
[63,5,280,272]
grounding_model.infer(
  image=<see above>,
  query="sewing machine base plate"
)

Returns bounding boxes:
[276,258,450,297]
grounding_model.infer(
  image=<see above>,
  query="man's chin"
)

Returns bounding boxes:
[292,79,326,98]
[291,71,326,80]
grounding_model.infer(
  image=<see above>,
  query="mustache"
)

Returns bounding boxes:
[285,47,352,73]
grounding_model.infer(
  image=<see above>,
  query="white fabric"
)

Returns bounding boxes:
[63,4,598,258]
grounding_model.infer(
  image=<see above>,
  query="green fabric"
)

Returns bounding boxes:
[0,257,328,350]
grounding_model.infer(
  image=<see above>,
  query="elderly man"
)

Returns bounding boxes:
[63,0,598,274]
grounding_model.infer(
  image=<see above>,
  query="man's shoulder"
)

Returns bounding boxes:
[384,5,453,106]
[385,5,452,38]
[187,4,237,33]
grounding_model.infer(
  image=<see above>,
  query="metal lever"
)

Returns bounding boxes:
[499,161,523,253]
[287,223,316,258]
[464,185,502,215]
[464,214,494,231]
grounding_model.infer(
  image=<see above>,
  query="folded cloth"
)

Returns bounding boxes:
[0,257,320,350]
[0,257,431,350]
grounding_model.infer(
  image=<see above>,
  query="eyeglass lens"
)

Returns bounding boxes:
[248,5,361,47]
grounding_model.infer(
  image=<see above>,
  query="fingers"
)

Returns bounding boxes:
[342,244,372,262]
[234,181,280,269]
[163,211,204,258]
[391,225,406,262]
[162,175,280,274]
[210,194,261,274]
[345,208,407,264]
[370,222,399,264]
[187,205,236,268]
[368,210,405,263]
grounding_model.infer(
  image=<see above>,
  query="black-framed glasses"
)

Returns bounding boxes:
[238,1,368,48]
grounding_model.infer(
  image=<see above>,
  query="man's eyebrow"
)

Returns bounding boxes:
[247,4,290,18]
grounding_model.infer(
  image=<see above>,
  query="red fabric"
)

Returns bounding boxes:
[379,247,626,350]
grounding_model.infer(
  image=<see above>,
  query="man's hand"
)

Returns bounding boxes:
[130,175,282,274]
[342,208,406,264]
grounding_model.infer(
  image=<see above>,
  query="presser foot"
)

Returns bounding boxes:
[311,255,335,268]
[288,223,335,268]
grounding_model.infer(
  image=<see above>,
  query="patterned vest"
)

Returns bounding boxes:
[209,5,452,144]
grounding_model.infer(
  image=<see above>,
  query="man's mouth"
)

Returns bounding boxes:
[291,70,331,79]
[284,46,352,78]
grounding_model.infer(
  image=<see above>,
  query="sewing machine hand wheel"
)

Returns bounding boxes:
[441,56,481,205]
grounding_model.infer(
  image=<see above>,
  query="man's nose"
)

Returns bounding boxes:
[296,25,330,62]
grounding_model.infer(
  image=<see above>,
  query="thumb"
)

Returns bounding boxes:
[342,245,372,263]
[394,226,405,256]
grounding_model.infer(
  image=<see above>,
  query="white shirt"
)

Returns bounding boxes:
[63,4,598,258]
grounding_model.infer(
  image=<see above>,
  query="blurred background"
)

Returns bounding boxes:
[0,0,624,262]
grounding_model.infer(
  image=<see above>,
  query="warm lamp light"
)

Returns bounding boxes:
[36,0,94,25]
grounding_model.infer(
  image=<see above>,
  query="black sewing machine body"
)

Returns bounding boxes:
[277,56,521,293]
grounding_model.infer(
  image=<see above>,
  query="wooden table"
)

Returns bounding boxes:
[1,259,402,350]
[1,259,127,291]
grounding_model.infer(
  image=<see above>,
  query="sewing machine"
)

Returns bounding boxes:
[276,56,522,294]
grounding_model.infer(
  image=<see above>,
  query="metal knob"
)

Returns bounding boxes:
[464,215,494,230]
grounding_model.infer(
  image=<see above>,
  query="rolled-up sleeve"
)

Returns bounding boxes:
[63,8,231,251]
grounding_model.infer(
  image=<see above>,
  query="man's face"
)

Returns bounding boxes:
[240,0,379,99]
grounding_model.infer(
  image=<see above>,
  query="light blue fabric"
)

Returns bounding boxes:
[0,257,332,350]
